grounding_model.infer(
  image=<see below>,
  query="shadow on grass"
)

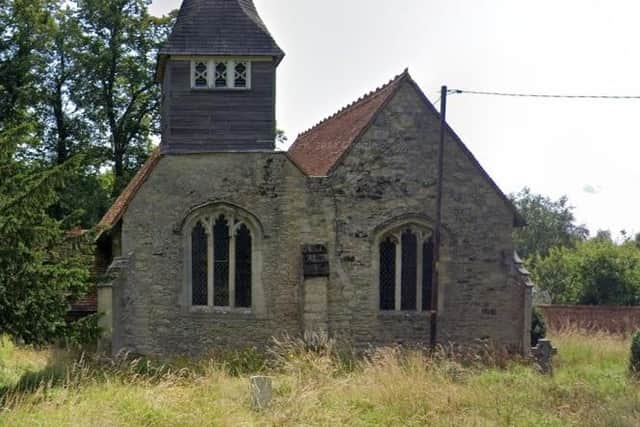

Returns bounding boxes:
[0,363,67,397]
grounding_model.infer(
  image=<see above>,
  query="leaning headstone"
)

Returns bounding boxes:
[250,376,272,410]
[532,339,558,375]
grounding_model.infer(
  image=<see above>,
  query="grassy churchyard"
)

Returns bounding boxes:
[0,331,637,427]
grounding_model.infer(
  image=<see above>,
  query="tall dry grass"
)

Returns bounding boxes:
[0,329,637,426]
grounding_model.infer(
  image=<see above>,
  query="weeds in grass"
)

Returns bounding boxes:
[0,329,636,426]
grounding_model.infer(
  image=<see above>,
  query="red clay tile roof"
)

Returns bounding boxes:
[287,69,525,226]
[97,71,524,230]
[288,70,408,176]
[97,148,162,233]
[70,288,97,314]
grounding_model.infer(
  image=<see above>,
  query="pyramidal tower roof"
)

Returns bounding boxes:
[160,0,284,61]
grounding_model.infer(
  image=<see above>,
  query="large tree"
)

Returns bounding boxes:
[0,0,51,128]
[0,127,90,344]
[73,0,173,194]
[511,187,589,259]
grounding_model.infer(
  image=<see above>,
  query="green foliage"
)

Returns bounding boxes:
[73,0,174,193]
[531,307,547,347]
[0,331,637,426]
[275,128,288,150]
[511,187,588,259]
[62,315,103,350]
[630,331,640,377]
[0,0,176,346]
[0,0,52,127]
[0,129,91,344]
[531,239,640,305]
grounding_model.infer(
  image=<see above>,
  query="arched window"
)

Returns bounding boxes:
[187,209,259,310]
[379,237,397,311]
[378,224,434,312]
[191,222,208,306]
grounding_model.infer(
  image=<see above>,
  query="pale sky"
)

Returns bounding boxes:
[151,0,640,238]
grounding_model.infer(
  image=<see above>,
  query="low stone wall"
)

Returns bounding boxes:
[538,305,640,334]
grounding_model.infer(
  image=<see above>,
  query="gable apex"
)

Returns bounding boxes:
[288,70,525,227]
[288,70,408,177]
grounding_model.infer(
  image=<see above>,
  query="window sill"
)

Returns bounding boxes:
[378,311,433,319]
[187,306,253,316]
[190,87,251,92]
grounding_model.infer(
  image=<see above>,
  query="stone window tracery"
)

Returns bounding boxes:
[186,209,258,310]
[378,224,435,312]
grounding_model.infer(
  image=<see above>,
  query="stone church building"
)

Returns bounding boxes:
[96,0,532,356]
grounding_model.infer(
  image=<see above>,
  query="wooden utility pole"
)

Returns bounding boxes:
[430,86,447,349]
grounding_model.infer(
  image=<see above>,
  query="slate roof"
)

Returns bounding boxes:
[159,0,284,60]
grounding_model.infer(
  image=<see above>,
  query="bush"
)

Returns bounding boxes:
[530,240,640,305]
[61,314,103,350]
[531,307,547,347]
[630,331,640,377]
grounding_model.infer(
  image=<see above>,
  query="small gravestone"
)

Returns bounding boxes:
[532,339,558,375]
[250,376,272,410]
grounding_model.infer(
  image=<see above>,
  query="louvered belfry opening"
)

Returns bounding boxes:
[191,222,208,306]
[379,237,396,311]
[235,224,252,308]
[157,0,285,153]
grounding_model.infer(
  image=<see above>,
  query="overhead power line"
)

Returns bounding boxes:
[448,89,640,100]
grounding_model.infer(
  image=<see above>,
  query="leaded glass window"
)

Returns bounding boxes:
[191,222,208,306]
[213,215,230,307]
[234,61,248,88]
[379,237,396,311]
[235,224,252,308]
[401,230,418,311]
[215,62,228,88]
[378,224,434,312]
[187,209,257,311]
[422,238,434,311]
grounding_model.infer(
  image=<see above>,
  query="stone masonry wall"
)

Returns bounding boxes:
[328,81,527,350]
[118,152,312,355]
[114,81,528,355]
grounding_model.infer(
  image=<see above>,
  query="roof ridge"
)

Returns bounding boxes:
[296,69,409,139]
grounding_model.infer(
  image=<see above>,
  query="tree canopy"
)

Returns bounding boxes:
[531,239,640,306]
[0,127,91,344]
[0,0,174,343]
[511,187,589,259]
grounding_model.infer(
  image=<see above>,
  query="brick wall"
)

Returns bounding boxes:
[538,305,640,334]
